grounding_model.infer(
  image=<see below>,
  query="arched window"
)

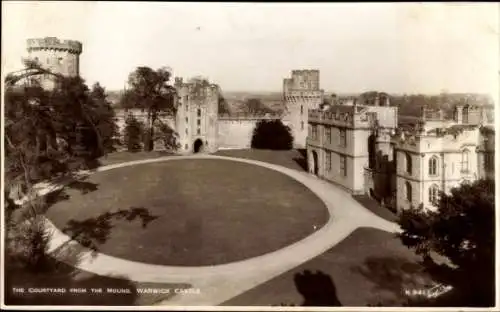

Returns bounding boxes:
[429,156,438,176]
[428,184,439,204]
[461,149,469,172]
[405,153,412,174]
[405,181,412,202]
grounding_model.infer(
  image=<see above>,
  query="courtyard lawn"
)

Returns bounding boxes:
[214,149,308,172]
[223,227,436,307]
[98,150,176,166]
[45,158,328,266]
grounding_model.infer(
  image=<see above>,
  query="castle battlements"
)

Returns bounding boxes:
[393,124,482,153]
[27,37,82,54]
[218,112,284,121]
[308,106,375,129]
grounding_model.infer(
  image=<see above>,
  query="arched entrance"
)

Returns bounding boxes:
[312,150,319,175]
[193,139,204,153]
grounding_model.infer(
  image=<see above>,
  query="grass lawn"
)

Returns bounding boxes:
[45,158,328,266]
[213,149,308,172]
[223,227,436,307]
[98,150,176,167]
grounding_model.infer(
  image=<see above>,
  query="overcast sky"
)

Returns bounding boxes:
[2,2,499,96]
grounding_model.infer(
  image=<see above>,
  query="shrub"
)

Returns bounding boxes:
[251,120,293,150]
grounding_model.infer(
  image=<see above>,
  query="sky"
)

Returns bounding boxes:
[2,2,499,97]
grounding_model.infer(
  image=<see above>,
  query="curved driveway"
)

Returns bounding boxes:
[23,155,400,306]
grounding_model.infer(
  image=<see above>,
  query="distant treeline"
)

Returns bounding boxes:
[110,89,493,119]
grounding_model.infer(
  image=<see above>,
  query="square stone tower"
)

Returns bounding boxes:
[283,69,324,147]
[175,77,220,153]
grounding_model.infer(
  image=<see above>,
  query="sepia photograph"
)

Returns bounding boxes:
[1,1,498,310]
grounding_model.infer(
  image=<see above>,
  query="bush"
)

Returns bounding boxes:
[123,114,144,152]
[251,120,294,150]
[6,214,52,273]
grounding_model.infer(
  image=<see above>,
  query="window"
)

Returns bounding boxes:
[405,153,412,174]
[197,128,201,135]
[326,152,331,172]
[405,181,412,202]
[58,57,63,65]
[185,128,188,135]
[301,105,304,115]
[340,155,347,176]
[325,127,331,144]
[485,153,494,171]
[339,129,346,147]
[461,149,469,172]
[197,109,201,117]
[185,104,189,111]
[429,184,439,204]
[301,121,304,130]
[312,125,318,140]
[429,156,438,176]
[185,117,188,123]
[197,119,201,126]
[185,144,188,150]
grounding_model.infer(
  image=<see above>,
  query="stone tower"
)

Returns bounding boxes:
[175,77,220,154]
[283,69,324,147]
[26,37,82,88]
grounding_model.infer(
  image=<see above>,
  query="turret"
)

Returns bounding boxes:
[26,37,82,77]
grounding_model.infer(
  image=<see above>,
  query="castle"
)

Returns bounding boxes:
[307,95,495,212]
[22,37,496,213]
[116,69,323,153]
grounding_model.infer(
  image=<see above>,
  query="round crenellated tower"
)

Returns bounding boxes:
[27,37,82,77]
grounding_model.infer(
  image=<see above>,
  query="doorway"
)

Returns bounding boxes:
[193,139,204,153]
[312,150,319,175]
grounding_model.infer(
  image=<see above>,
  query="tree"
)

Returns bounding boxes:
[125,66,177,151]
[398,179,495,306]
[251,120,294,150]
[122,114,144,152]
[4,60,116,274]
[243,98,274,115]
[89,82,120,154]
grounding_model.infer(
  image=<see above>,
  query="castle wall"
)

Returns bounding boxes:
[217,119,257,149]
[217,116,285,149]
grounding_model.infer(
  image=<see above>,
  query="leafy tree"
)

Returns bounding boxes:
[123,114,144,152]
[125,66,177,151]
[398,179,495,306]
[152,121,179,151]
[242,98,275,115]
[251,119,293,150]
[4,59,116,275]
[89,82,121,154]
